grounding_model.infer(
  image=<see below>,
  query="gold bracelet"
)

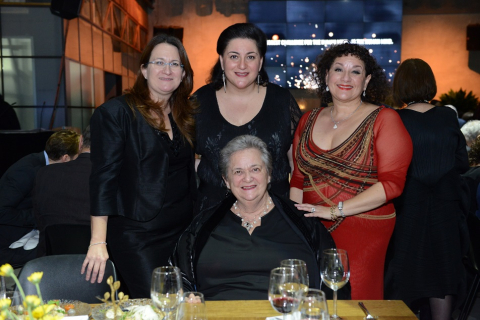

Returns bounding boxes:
[330,205,338,221]
[89,242,107,248]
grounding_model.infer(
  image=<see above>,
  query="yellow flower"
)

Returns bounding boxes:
[0,299,11,311]
[0,310,6,320]
[32,304,55,319]
[23,295,41,308]
[27,272,44,285]
[0,264,13,277]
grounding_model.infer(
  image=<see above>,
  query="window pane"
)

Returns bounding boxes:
[79,20,93,65]
[80,0,91,20]
[93,0,109,27]
[128,19,136,46]
[92,26,104,68]
[0,7,62,57]
[103,33,113,72]
[65,19,80,61]
[81,64,94,107]
[112,5,124,37]
[66,59,82,107]
[94,68,105,107]
[113,38,122,74]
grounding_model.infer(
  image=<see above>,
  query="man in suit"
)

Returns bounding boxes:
[33,126,92,257]
[0,130,81,266]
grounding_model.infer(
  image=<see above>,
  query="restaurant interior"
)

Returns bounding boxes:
[1,0,480,319]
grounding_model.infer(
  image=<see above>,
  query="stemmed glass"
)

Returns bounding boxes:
[0,276,6,299]
[176,292,207,320]
[320,249,350,319]
[268,267,303,320]
[151,266,183,320]
[280,259,309,293]
[299,289,329,320]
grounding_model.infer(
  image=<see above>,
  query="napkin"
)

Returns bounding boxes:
[65,315,88,320]
[9,229,38,249]
[266,311,300,320]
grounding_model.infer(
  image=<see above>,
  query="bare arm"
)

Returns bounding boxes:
[81,215,109,283]
[289,186,303,203]
[295,182,387,219]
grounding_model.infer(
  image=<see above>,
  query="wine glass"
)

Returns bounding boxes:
[268,267,303,320]
[151,266,183,320]
[320,249,350,319]
[0,276,6,299]
[280,259,309,293]
[299,289,329,320]
[176,292,207,320]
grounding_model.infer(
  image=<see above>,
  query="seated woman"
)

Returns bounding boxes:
[171,135,349,300]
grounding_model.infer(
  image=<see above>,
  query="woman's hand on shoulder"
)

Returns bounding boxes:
[295,203,332,220]
[81,244,109,283]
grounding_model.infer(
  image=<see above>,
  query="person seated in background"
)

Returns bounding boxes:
[461,120,480,151]
[0,94,20,130]
[0,130,81,266]
[464,135,480,219]
[33,126,92,257]
[171,135,349,301]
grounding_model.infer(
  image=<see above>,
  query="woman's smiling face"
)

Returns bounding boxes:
[326,54,371,104]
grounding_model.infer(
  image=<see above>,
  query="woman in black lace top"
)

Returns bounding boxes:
[81,35,197,298]
[194,23,302,213]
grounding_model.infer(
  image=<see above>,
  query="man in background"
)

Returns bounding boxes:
[33,126,92,257]
[0,130,80,266]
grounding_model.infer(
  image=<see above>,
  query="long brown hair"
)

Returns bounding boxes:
[126,34,197,146]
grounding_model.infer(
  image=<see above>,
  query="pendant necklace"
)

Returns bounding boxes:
[233,196,273,232]
[330,100,363,129]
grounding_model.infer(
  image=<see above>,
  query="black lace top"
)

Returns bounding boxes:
[193,83,303,212]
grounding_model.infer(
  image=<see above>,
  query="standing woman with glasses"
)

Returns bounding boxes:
[193,23,303,213]
[81,34,197,298]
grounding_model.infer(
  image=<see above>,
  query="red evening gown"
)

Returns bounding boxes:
[290,106,412,300]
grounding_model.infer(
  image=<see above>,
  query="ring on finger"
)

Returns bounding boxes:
[311,207,315,213]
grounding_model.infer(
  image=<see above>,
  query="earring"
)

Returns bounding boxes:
[222,70,226,93]
[257,74,261,93]
[326,85,329,92]
[363,90,366,97]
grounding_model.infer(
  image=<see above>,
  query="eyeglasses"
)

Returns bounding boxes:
[146,60,184,70]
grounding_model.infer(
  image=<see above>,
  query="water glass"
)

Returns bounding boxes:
[176,292,207,320]
[299,289,329,320]
[151,266,183,320]
[280,259,309,292]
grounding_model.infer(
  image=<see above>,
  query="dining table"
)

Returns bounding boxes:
[204,300,417,319]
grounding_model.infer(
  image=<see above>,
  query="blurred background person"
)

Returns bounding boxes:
[384,58,469,320]
[193,23,302,213]
[81,34,197,298]
[461,120,480,151]
[290,43,412,300]
[464,135,480,219]
[33,126,92,257]
[0,130,80,266]
[172,135,349,300]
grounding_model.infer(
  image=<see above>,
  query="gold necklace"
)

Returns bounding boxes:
[233,196,273,232]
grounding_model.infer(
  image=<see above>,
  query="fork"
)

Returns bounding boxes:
[358,302,376,319]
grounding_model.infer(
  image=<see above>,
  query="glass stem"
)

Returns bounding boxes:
[333,289,338,317]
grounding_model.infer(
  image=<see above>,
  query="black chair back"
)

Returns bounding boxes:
[15,254,117,303]
[45,225,91,256]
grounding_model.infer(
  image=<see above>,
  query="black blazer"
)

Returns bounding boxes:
[89,95,197,221]
[33,153,92,256]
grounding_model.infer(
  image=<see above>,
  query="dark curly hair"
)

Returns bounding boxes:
[208,23,269,90]
[314,43,389,106]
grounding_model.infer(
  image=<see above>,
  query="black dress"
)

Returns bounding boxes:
[107,114,193,298]
[193,83,302,213]
[384,106,469,308]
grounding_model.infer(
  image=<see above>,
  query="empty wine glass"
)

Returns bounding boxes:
[151,266,183,320]
[0,276,6,299]
[268,267,303,320]
[320,249,350,319]
[280,259,309,293]
[176,292,207,320]
[299,289,329,320]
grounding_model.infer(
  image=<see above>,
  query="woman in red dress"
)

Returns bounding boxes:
[290,43,413,300]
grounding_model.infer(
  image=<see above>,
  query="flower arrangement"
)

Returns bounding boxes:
[0,263,61,320]
[0,264,130,320]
